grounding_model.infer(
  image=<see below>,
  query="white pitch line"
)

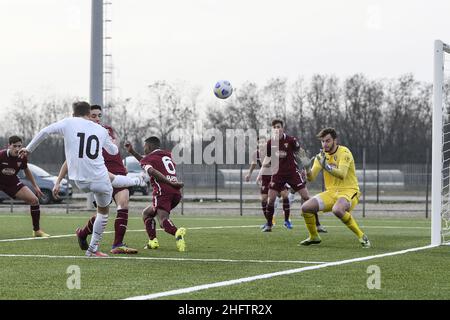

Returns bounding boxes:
[0,215,261,221]
[324,225,429,230]
[0,224,430,243]
[0,233,74,242]
[124,244,437,300]
[0,253,327,265]
[0,225,261,243]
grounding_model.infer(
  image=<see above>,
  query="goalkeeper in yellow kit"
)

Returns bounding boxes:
[297,127,371,248]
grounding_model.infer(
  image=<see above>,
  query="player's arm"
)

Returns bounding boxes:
[306,157,322,182]
[316,151,350,180]
[326,162,350,180]
[142,164,184,189]
[261,155,271,168]
[23,167,44,198]
[262,139,272,168]
[124,142,143,161]
[103,132,118,155]
[245,162,257,182]
[108,127,119,146]
[19,120,66,158]
[246,150,260,181]
[256,156,271,183]
[53,161,68,199]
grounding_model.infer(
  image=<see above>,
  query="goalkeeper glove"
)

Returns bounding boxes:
[316,150,333,173]
[296,148,315,173]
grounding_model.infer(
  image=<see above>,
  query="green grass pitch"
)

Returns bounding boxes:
[0,212,448,300]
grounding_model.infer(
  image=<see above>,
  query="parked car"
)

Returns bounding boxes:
[0,163,73,204]
[123,156,150,196]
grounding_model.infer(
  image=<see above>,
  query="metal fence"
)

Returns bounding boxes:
[0,148,431,218]
[176,161,430,216]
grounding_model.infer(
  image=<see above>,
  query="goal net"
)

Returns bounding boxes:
[432,40,450,245]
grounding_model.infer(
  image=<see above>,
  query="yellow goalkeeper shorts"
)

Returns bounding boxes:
[313,189,360,213]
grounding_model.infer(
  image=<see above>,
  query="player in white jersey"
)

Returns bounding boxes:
[19,101,116,257]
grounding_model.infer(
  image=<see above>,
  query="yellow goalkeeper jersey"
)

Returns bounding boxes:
[308,145,359,191]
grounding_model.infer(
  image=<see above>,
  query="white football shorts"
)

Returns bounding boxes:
[74,173,112,208]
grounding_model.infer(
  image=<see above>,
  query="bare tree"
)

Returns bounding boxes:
[304,74,341,151]
[234,82,265,131]
[7,94,74,140]
[288,77,308,142]
[147,81,197,148]
[383,74,431,162]
[262,78,288,123]
[1,74,437,166]
[205,101,244,132]
[341,74,384,150]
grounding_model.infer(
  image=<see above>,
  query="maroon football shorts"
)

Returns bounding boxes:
[260,175,287,194]
[0,178,26,199]
[110,173,129,200]
[269,170,306,193]
[112,187,128,199]
[153,193,182,213]
[260,175,271,195]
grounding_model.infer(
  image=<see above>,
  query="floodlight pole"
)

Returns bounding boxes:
[90,0,103,107]
[87,0,104,209]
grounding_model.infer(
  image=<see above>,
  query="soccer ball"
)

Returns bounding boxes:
[213,80,233,99]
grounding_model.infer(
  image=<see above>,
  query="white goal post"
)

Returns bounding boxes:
[432,39,450,245]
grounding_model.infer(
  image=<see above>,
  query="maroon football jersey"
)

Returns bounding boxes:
[140,149,180,196]
[102,124,127,175]
[0,149,28,185]
[266,133,300,176]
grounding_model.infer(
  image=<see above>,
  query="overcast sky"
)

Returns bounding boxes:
[1,0,449,117]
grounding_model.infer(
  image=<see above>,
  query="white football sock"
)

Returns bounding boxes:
[88,213,108,253]
[274,196,280,209]
[111,175,140,188]
[288,193,295,205]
